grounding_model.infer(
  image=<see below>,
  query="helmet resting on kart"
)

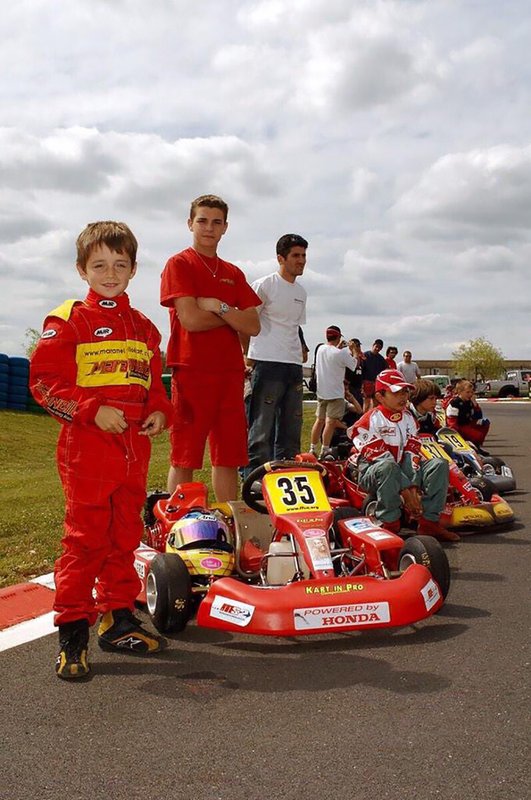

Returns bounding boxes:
[166,509,235,577]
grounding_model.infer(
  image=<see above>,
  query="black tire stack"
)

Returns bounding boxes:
[0,353,8,409]
[7,356,30,411]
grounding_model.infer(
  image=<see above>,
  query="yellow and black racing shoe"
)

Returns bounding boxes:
[97,608,167,654]
[56,620,91,680]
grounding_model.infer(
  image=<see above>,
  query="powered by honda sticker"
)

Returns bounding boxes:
[293,602,390,630]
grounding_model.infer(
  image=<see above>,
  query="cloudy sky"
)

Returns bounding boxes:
[1,0,530,360]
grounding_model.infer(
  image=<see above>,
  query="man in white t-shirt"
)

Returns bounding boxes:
[309,326,359,457]
[244,234,308,475]
[397,350,421,384]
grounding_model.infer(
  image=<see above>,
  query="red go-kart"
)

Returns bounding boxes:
[134,460,450,636]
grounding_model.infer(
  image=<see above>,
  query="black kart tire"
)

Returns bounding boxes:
[361,495,377,518]
[146,553,192,633]
[331,506,360,547]
[399,535,450,599]
[481,456,505,472]
[469,475,495,501]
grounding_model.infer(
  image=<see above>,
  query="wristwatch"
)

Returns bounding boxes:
[218,301,230,316]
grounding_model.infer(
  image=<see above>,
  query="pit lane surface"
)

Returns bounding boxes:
[1,403,529,800]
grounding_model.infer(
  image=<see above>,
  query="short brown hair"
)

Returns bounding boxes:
[410,379,441,407]
[76,221,137,270]
[189,194,229,222]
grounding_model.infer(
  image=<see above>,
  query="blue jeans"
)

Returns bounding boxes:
[245,361,304,476]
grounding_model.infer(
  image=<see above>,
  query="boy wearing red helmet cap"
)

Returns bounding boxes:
[348,369,459,542]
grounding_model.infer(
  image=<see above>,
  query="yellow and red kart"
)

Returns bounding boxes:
[134,461,450,636]
[435,427,516,495]
[315,436,514,532]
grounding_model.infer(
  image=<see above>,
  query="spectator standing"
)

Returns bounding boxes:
[309,326,359,457]
[345,337,364,406]
[385,346,398,369]
[361,339,387,411]
[244,234,308,474]
[397,350,421,383]
[160,194,261,502]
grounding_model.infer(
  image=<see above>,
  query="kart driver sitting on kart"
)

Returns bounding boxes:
[348,369,459,542]
[409,379,442,434]
[446,379,490,451]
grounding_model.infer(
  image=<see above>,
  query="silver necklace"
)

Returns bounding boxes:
[194,249,219,277]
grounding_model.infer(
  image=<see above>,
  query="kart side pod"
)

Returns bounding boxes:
[196,566,444,637]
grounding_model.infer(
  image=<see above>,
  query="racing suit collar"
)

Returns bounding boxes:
[376,403,404,422]
[84,289,131,311]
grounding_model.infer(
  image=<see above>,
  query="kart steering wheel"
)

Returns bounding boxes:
[241,460,328,514]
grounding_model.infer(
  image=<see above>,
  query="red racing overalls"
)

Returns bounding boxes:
[30,289,173,626]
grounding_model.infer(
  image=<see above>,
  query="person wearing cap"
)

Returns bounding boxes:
[243,234,308,476]
[361,339,388,412]
[348,369,459,542]
[309,326,360,458]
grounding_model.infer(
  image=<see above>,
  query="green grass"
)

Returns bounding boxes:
[0,408,315,587]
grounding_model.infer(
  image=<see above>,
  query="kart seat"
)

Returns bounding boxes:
[227,500,274,578]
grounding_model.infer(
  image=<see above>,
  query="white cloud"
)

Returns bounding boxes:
[0,0,530,361]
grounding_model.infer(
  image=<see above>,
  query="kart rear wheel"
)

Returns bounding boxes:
[331,506,360,547]
[481,456,505,472]
[361,496,377,518]
[469,475,495,501]
[399,535,450,599]
[146,553,192,633]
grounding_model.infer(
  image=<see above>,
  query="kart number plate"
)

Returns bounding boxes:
[501,466,512,477]
[438,431,472,452]
[264,471,331,514]
[421,441,453,463]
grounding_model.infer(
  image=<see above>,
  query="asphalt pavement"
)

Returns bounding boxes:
[0,402,529,800]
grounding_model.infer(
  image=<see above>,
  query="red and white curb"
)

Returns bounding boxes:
[0,573,56,652]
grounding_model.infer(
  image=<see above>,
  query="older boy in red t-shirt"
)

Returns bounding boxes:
[160,194,261,501]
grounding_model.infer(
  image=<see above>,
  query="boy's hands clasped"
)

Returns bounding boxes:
[95,405,166,438]
[400,486,423,519]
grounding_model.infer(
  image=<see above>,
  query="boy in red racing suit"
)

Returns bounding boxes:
[446,379,490,450]
[30,221,173,680]
[348,369,458,542]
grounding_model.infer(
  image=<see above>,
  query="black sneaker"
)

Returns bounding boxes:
[97,608,167,654]
[56,619,90,680]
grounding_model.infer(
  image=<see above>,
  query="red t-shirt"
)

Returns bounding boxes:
[160,247,261,371]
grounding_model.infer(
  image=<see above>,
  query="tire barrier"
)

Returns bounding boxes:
[0,355,44,413]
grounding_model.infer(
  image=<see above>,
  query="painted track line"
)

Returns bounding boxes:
[0,573,56,652]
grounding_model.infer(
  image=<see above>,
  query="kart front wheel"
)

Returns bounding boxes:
[146,553,193,633]
[469,475,495,501]
[399,536,450,599]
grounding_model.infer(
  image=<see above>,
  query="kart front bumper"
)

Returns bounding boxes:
[196,566,443,636]
[445,496,515,529]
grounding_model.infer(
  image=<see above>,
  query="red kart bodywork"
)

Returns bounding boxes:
[135,463,447,636]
